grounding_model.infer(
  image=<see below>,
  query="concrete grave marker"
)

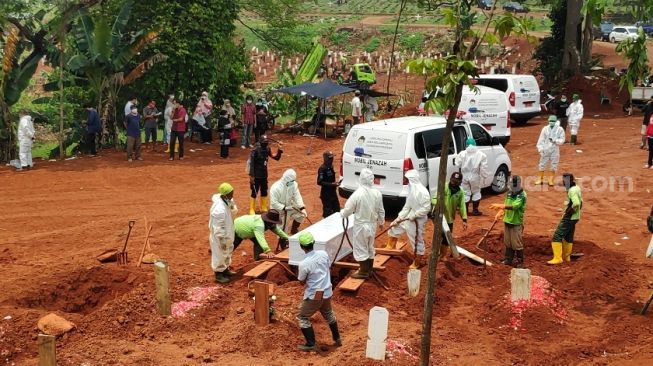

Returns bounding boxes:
[366,306,389,360]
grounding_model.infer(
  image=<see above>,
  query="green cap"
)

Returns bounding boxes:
[548,115,557,122]
[465,137,476,146]
[298,232,315,247]
[218,182,234,195]
[572,93,580,100]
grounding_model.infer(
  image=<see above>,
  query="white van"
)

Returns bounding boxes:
[338,116,512,208]
[475,74,541,125]
[458,85,511,145]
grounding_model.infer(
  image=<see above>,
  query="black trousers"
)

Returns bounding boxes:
[170,131,185,158]
[649,138,653,166]
[250,177,268,198]
[320,193,340,218]
[87,132,97,155]
[233,234,264,260]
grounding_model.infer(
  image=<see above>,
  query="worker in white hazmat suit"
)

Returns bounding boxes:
[535,115,566,187]
[457,137,488,216]
[17,110,35,171]
[270,169,307,250]
[209,183,238,284]
[340,168,385,279]
[386,169,431,269]
[566,93,583,145]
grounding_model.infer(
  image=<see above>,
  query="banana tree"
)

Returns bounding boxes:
[66,0,164,146]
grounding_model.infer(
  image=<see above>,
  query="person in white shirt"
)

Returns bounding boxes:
[17,110,35,171]
[350,90,362,124]
[124,96,138,117]
[296,232,341,351]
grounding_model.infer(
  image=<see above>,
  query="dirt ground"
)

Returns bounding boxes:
[2,97,653,365]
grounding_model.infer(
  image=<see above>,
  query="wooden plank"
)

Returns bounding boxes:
[253,281,270,326]
[274,248,289,261]
[333,261,386,271]
[244,261,278,278]
[38,334,56,366]
[373,254,391,268]
[154,261,171,316]
[375,248,405,256]
[339,277,366,292]
[456,246,494,266]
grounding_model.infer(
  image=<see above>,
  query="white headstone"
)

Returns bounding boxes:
[366,306,388,360]
[512,65,516,74]
[510,268,531,301]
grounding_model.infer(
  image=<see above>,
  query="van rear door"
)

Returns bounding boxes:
[341,128,407,197]
[458,88,509,139]
[513,77,540,113]
[414,128,457,196]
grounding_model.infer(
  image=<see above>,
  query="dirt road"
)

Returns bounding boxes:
[1,109,653,365]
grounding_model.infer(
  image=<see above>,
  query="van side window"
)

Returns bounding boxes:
[470,124,492,146]
[415,130,455,159]
[453,126,467,153]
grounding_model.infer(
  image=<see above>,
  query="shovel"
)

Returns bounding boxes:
[117,220,135,265]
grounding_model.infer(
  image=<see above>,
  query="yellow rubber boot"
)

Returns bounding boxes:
[534,171,544,185]
[249,197,256,215]
[260,196,269,213]
[562,242,573,262]
[385,236,398,250]
[547,242,564,265]
[548,171,555,187]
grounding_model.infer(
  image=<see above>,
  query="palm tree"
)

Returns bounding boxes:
[66,0,165,146]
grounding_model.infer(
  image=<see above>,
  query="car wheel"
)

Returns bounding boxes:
[491,165,509,194]
[359,81,370,90]
[610,37,616,43]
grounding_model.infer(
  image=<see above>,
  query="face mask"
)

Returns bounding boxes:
[549,122,555,128]
[247,100,252,104]
[286,180,295,187]
[561,98,567,103]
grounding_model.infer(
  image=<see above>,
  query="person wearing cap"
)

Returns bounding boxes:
[340,168,385,279]
[217,109,231,158]
[547,173,583,265]
[209,183,238,283]
[124,105,142,162]
[16,110,35,171]
[431,172,468,261]
[566,94,584,145]
[143,100,159,151]
[233,209,288,260]
[490,175,527,268]
[387,169,431,269]
[296,231,341,351]
[248,135,283,214]
[351,90,362,125]
[456,137,489,215]
[554,95,570,131]
[270,169,307,251]
[317,151,340,218]
[535,115,566,187]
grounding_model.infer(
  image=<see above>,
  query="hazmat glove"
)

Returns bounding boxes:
[301,208,308,217]
[494,209,504,220]
[489,203,505,210]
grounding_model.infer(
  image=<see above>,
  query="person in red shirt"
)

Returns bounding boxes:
[170,100,187,161]
[240,95,256,149]
[645,122,653,169]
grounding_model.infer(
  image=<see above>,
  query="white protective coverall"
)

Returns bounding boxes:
[566,99,584,136]
[364,95,378,122]
[340,168,385,261]
[164,98,174,144]
[457,144,489,203]
[270,169,306,229]
[389,170,431,255]
[18,115,35,168]
[537,123,566,171]
[208,194,238,272]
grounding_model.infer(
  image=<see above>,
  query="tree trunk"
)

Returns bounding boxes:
[562,0,582,75]
[418,83,464,366]
[581,13,593,70]
[387,0,408,95]
[0,101,16,163]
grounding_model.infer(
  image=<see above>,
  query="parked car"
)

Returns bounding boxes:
[593,21,614,41]
[477,0,494,10]
[503,2,529,13]
[338,117,512,208]
[609,26,640,43]
[474,74,541,126]
[635,21,653,36]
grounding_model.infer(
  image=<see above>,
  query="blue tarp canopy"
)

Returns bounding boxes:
[274,79,355,99]
[274,81,314,96]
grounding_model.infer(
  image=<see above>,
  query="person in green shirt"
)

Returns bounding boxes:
[234,209,289,260]
[431,172,468,261]
[548,173,583,265]
[490,176,527,268]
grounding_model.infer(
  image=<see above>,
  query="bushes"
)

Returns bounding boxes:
[365,37,381,53]
[399,32,425,53]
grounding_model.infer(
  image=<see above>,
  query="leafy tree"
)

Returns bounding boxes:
[407,2,531,364]
[237,0,305,54]
[616,27,650,115]
[533,0,566,85]
[580,0,613,67]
